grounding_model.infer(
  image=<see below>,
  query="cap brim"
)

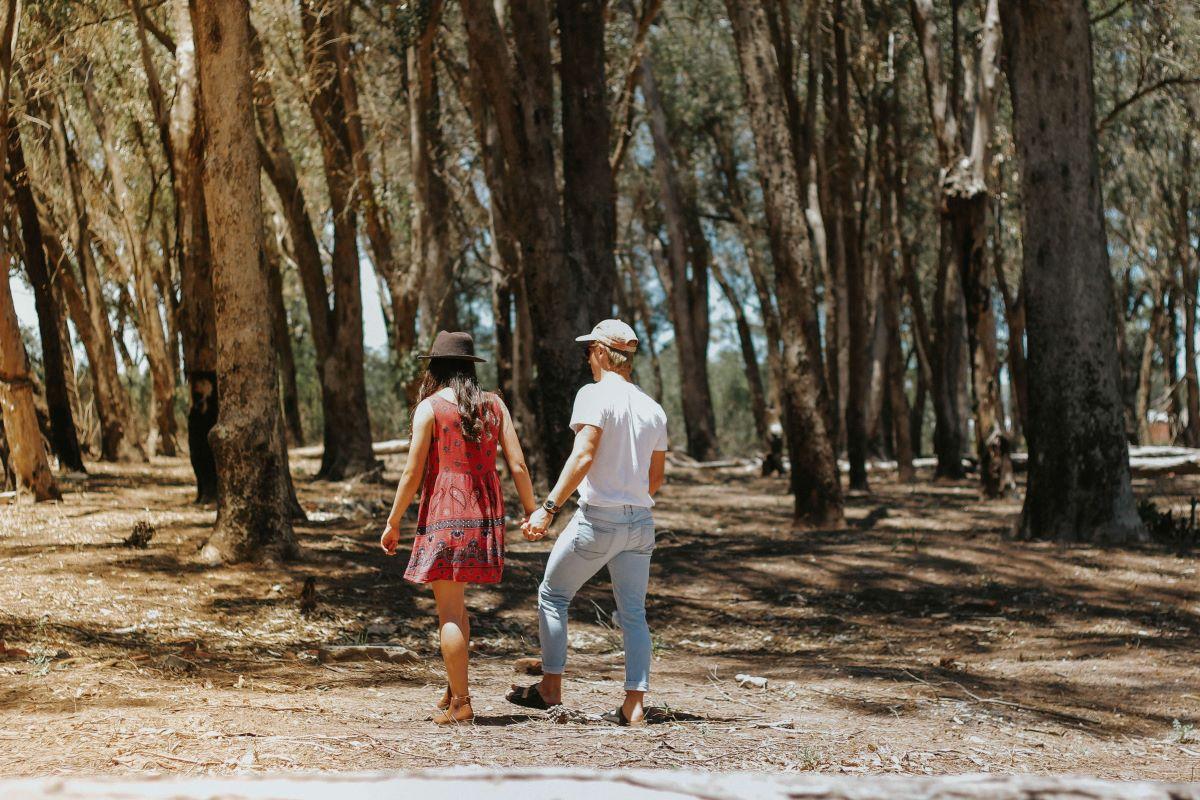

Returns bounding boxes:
[418,354,487,363]
[575,334,599,342]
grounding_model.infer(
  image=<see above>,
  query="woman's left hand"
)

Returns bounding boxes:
[380,522,401,555]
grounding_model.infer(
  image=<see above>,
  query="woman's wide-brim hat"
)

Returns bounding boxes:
[418,330,486,362]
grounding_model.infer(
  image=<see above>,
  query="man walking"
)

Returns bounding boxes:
[507,319,669,726]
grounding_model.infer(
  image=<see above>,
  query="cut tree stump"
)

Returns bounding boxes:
[316,644,419,664]
[1,769,1196,799]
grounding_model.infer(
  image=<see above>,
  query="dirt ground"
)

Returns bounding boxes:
[1,453,1198,780]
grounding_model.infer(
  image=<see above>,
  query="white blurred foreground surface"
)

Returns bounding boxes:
[2,769,1198,800]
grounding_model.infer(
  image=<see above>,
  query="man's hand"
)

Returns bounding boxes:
[380,521,401,555]
[523,507,552,540]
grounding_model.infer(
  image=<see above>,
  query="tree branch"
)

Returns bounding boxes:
[1098,75,1200,134]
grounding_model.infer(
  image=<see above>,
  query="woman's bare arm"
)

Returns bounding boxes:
[497,397,538,517]
[381,401,435,554]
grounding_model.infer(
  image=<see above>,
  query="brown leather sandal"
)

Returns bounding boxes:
[433,694,473,725]
[437,685,451,710]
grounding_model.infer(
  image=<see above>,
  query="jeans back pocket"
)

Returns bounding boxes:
[572,517,613,560]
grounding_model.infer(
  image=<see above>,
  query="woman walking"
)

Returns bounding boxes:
[381,331,537,724]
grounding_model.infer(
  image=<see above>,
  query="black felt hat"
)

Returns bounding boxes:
[418,330,486,362]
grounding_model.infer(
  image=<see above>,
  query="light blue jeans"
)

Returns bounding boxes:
[538,503,655,691]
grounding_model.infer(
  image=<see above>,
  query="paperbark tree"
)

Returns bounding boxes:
[909,0,1011,494]
[193,0,298,562]
[1000,0,1145,543]
[0,0,58,501]
[724,0,844,527]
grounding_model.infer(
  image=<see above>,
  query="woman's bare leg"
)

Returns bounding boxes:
[432,581,469,695]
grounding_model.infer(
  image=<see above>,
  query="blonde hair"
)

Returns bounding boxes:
[597,342,634,370]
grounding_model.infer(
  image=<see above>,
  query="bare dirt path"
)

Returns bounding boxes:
[1,456,1198,779]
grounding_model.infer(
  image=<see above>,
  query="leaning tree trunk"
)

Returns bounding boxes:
[641,55,719,461]
[294,5,378,480]
[724,0,844,528]
[193,0,298,563]
[1000,0,1145,544]
[7,122,84,472]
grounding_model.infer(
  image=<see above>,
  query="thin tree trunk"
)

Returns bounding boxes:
[1001,0,1145,543]
[264,220,303,446]
[724,0,844,527]
[830,0,869,491]
[6,121,84,472]
[407,3,457,343]
[79,70,178,457]
[1135,290,1164,444]
[194,0,298,562]
[40,93,143,462]
[712,258,770,455]
[255,13,375,480]
[170,0,218,502]
[640,53,718,461]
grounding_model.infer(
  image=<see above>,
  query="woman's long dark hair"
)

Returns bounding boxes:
[417,359,496,442]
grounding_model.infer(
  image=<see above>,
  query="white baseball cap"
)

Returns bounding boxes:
[575,319,639,353]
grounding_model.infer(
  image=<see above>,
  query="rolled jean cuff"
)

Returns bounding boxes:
[542,664,566,676]
[625,681,649,692]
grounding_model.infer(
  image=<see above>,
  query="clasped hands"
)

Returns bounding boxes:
[520,507,553,541]
[380,508,554,554]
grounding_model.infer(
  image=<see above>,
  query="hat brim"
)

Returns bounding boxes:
[418,354,487,363]
[575,334,638,353]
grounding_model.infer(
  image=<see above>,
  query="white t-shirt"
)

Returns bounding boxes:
[570,371,669,508]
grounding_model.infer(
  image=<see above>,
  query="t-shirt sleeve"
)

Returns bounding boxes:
[653,410,670,451]
[570,385,606,432]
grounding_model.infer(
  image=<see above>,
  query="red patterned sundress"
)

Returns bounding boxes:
[404,393,505,584]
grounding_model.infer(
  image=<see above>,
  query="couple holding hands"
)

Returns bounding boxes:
[379,320,669,726]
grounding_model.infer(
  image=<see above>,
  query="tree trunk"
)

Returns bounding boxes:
[460,0,595,474]
[171,0,218,502]
[640,54,719,461]
[724,0,844,527]
[1135,291,1164,444]
[193,0,298,563]
[6,122,84,472]
[877,85,915,483]
[264,221,303,446]
[79,72,178,457]
[830,0,869,491]
[0,0,58,501]
[558,0,617,325]
[40,96,143,462]
[1000,0,1145,544]
[253,13,374,481]
[712,258,770,456]
[407,2,457,344]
